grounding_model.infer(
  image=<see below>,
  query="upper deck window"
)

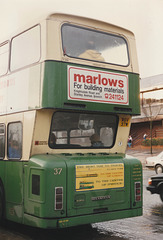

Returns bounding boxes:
[10,25,41,71]
[0,42,9,76]
[49,111,117,149]
[7,122,22,160]
[62,24,129,66]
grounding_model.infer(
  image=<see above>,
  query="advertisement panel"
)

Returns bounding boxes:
[68,66,129,105]
[76,163,124,191]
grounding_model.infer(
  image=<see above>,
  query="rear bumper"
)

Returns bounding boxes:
[146,186,158,194]
[24,207,142,229]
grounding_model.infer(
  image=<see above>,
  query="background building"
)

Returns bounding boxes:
[131,74,163,146]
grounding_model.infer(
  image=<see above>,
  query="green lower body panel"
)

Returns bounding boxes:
[24,208,142,229]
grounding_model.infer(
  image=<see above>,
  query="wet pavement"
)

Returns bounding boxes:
[126,146,162,169]
[93,168,163,240]
[0,147,163,240]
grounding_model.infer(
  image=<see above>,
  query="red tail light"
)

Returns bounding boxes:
[135,182,141,202]
[55,187,63,210]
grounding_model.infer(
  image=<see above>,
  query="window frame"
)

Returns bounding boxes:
[7,121,23,160]
[0,41,9,76]
[61,23,130,67]
[10,24,41,72]
[0,123,6,160]
[49,111,118,149]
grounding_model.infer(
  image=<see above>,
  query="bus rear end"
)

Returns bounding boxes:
[22,14,142,228]
[0,13,142,229]
[24,152,142,228]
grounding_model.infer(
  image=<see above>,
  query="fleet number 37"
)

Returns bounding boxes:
[54,168,62,175]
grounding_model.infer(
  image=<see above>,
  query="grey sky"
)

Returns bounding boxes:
[0,0,163,78]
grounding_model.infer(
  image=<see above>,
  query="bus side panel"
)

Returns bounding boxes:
[42,61,62,108]
[23,156,67,221]
[0,64,41,115]
[130,159,143,209]
[5,161,24,223]
[0,161,5,186]
[128,73,140,114]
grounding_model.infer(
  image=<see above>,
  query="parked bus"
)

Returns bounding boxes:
[0,13,142,228]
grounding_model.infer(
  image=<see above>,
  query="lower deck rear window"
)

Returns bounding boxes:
[49,111,118,149]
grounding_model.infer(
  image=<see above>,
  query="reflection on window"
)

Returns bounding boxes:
[0,124,5,159]
[7,122,22,159]
[62,24,129,66]
[0,42,9,76]
[10,25,40,71]
[49,112,117,149]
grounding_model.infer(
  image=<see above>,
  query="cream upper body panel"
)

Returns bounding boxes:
[0,109,130,161]
[0,13,139,75]
[45,13,139,74]
[31,110,131,156]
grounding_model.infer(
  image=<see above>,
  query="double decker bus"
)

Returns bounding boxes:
[0,13,142,228]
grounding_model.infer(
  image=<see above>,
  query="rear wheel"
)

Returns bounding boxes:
[155,164,163,174]
[160,187,163,202]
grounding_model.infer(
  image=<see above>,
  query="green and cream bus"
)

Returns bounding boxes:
[0,13,142,228]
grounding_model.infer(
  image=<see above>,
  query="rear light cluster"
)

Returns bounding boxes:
[55,187,63,210]
[135,182,141,202]
[148,178,152,185]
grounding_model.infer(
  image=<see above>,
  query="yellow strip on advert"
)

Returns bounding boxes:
[76,163,124,191]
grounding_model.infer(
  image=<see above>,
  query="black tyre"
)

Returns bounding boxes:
[155,164,163,174]
[160,188,163,202]
[0,187,4,223]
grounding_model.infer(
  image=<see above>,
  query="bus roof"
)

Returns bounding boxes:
[47,13,135,38]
